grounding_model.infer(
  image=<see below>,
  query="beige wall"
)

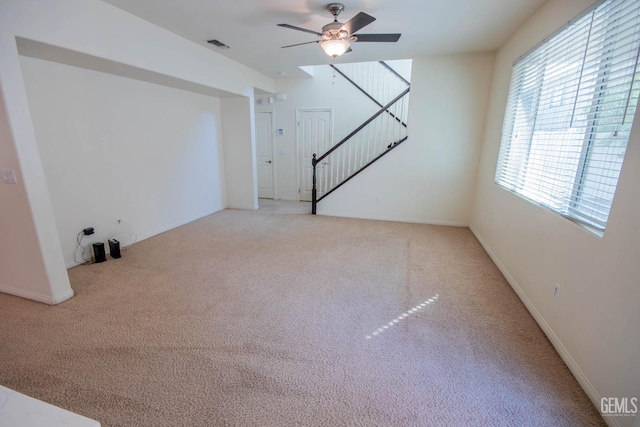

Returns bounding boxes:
[318,53,494,225]
[222,97,259,210]
[0,85,71,303]
[20,56,227,268]
[471,1,640,426]
[255,55,492,226]
[0,0,273,303]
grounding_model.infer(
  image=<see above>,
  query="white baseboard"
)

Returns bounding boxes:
[0,284,74,305]
[226,204,258,210]
[317,209,469,227]
[469,225,620,427]
[65,207,225,269]
[143,208,224,242]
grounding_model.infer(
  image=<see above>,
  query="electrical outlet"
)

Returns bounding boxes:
[553,283,561,301]
[1,168,17,184]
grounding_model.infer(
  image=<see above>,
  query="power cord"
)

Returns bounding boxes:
[109,219,138,250]
[74,231,92,264]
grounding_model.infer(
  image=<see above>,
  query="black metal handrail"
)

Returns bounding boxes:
[329,65,408,128]
[318,136,408,203]
[311,89,410,214]
[315,88,410,165]
[379,61,410,86]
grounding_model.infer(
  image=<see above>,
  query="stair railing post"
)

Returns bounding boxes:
[312,153,317,214]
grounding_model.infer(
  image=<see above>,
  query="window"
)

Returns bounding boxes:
[495,0,640,232]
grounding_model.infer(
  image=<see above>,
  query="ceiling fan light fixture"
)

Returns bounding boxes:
[278,4,400,58]
[320,39,350,58]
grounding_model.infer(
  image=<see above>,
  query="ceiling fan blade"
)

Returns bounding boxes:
[345,47,353,54]
[341,12,376,35]
[277,23,322,37]
[354,33,401,42]
[281,40,320,48]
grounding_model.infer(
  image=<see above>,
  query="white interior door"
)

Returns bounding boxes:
[256,112,274,199]
[297,109,332,202]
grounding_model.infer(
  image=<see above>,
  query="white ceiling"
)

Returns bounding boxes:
[102,0,547,79]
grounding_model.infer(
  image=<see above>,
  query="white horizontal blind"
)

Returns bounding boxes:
[495,0,640,231]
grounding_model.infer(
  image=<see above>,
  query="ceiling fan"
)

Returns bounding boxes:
[277,3,401,58]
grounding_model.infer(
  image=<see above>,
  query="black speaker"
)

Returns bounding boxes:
[92,242,106,263]
[108,239,121,259]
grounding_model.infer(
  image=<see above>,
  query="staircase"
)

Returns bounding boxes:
[312,61,410,214]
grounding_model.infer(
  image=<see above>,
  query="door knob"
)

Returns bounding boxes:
[266,160,272,164]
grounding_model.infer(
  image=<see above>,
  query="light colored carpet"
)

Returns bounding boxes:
[0,200,604,426]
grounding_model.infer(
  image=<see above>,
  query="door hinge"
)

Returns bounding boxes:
[298,188,300,193]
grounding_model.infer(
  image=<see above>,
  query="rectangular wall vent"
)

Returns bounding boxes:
[207,39,230,49]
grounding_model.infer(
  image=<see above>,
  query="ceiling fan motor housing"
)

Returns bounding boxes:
[327,3,345,18]
[322,21,349,40]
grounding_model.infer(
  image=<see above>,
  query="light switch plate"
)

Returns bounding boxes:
[1,168,17,184]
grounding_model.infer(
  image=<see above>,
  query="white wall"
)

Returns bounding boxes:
[256,65,382,201]
[20,56,226,268]
[0,85,69,304]
[318,53,494,225]
[471,1,640,426]
[0,0,273,303]
[221,97,259,210]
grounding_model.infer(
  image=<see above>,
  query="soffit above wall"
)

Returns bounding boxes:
[17,38,240,99]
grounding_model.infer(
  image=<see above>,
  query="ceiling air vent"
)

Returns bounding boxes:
[207,39,230,49]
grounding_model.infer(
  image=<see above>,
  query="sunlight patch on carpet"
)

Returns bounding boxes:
[365,294,439,339]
